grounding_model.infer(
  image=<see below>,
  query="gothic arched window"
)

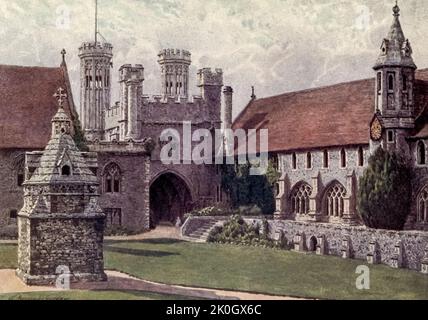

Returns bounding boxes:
[104,163,121,193]
[340,149,347,168]
[388,73,394,91]
[323,150,329,168]
[417,141,426,165]
[290,183,312,215]
[325,182,346,217]
[13,154,25,187]
[358,147,364,167]
[403,74,407,91]
[306,152,312,169]
[417,186,428,222]
[292,153,297,170]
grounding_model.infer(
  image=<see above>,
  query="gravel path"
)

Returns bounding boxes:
[0,269,306,300]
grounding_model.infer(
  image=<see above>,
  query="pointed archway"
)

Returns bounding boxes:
[149,172,193,228]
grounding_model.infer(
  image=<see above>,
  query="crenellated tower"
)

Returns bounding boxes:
[119,64,144,140]
[371,3,417,156]
[198,68,224,122]
[78,41,113,142]
[158,49,191,98]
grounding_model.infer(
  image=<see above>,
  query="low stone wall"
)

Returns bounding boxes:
[255,219,428,272]
[183,216,428,272]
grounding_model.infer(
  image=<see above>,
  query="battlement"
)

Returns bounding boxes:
[142,94,204,106]
[78,41,113,57]
[197,68,223,86]
[119,64,145,82]
[158,49,191,64]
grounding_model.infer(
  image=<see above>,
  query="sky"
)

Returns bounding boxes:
[1,0,428,119]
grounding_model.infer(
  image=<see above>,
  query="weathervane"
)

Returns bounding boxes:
[54,87,67,107]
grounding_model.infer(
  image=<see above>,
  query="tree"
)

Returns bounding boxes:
[357,147,412,230]
[221,160,278,215]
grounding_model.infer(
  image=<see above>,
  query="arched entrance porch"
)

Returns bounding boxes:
[149,172,193,228]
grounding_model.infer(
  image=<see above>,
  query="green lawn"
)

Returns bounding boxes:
[0,239,427,300]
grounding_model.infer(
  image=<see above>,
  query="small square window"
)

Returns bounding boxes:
[10,210,17,219]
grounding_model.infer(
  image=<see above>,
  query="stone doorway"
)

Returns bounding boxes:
[149,172,193,229]
[309,236,318,252]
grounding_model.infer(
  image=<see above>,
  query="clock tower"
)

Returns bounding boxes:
[370,3,417,158]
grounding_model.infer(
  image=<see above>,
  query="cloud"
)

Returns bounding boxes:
[0,0,427,118]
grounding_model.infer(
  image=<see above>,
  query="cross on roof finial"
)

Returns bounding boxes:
[54,87,67,107]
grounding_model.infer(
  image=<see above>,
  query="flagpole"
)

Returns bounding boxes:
[95,0,98,43]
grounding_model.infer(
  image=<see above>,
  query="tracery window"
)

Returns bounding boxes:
[290,183,312,215]
[104,163,121,193]
[325,182,346,217]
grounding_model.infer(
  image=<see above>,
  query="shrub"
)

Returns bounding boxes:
[357,147,412,230]
[184,205,265,220]
[207,215,278,249]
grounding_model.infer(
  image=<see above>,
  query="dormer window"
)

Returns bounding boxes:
[61,165,71,176]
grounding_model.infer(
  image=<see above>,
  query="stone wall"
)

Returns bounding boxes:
[17,215,106,285]
[97,151,151,232]
[183,216,428,272]
[265,219,428,271]
[0,149,30,228]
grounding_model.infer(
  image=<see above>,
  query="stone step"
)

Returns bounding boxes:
[184,219,226,243]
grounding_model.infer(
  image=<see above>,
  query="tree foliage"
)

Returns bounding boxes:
[221,160,279,215]
[357,147,412,230]
[72,114,89,152]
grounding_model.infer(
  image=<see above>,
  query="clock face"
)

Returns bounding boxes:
[370,117,383,141]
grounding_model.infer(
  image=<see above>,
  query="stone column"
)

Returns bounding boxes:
[127,80,139,140]
[343,172,358,225]
[307,174,321,222]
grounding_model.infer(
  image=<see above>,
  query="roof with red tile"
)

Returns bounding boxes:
[233,69,428,153]
[0,64,75,149]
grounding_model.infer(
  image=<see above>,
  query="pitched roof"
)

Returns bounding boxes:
[0,64,75,149]
[233,69,428,154]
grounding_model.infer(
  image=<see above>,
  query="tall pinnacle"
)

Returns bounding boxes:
[373,2,416,70]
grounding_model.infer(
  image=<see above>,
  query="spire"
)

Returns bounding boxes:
[373,2,416,70]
